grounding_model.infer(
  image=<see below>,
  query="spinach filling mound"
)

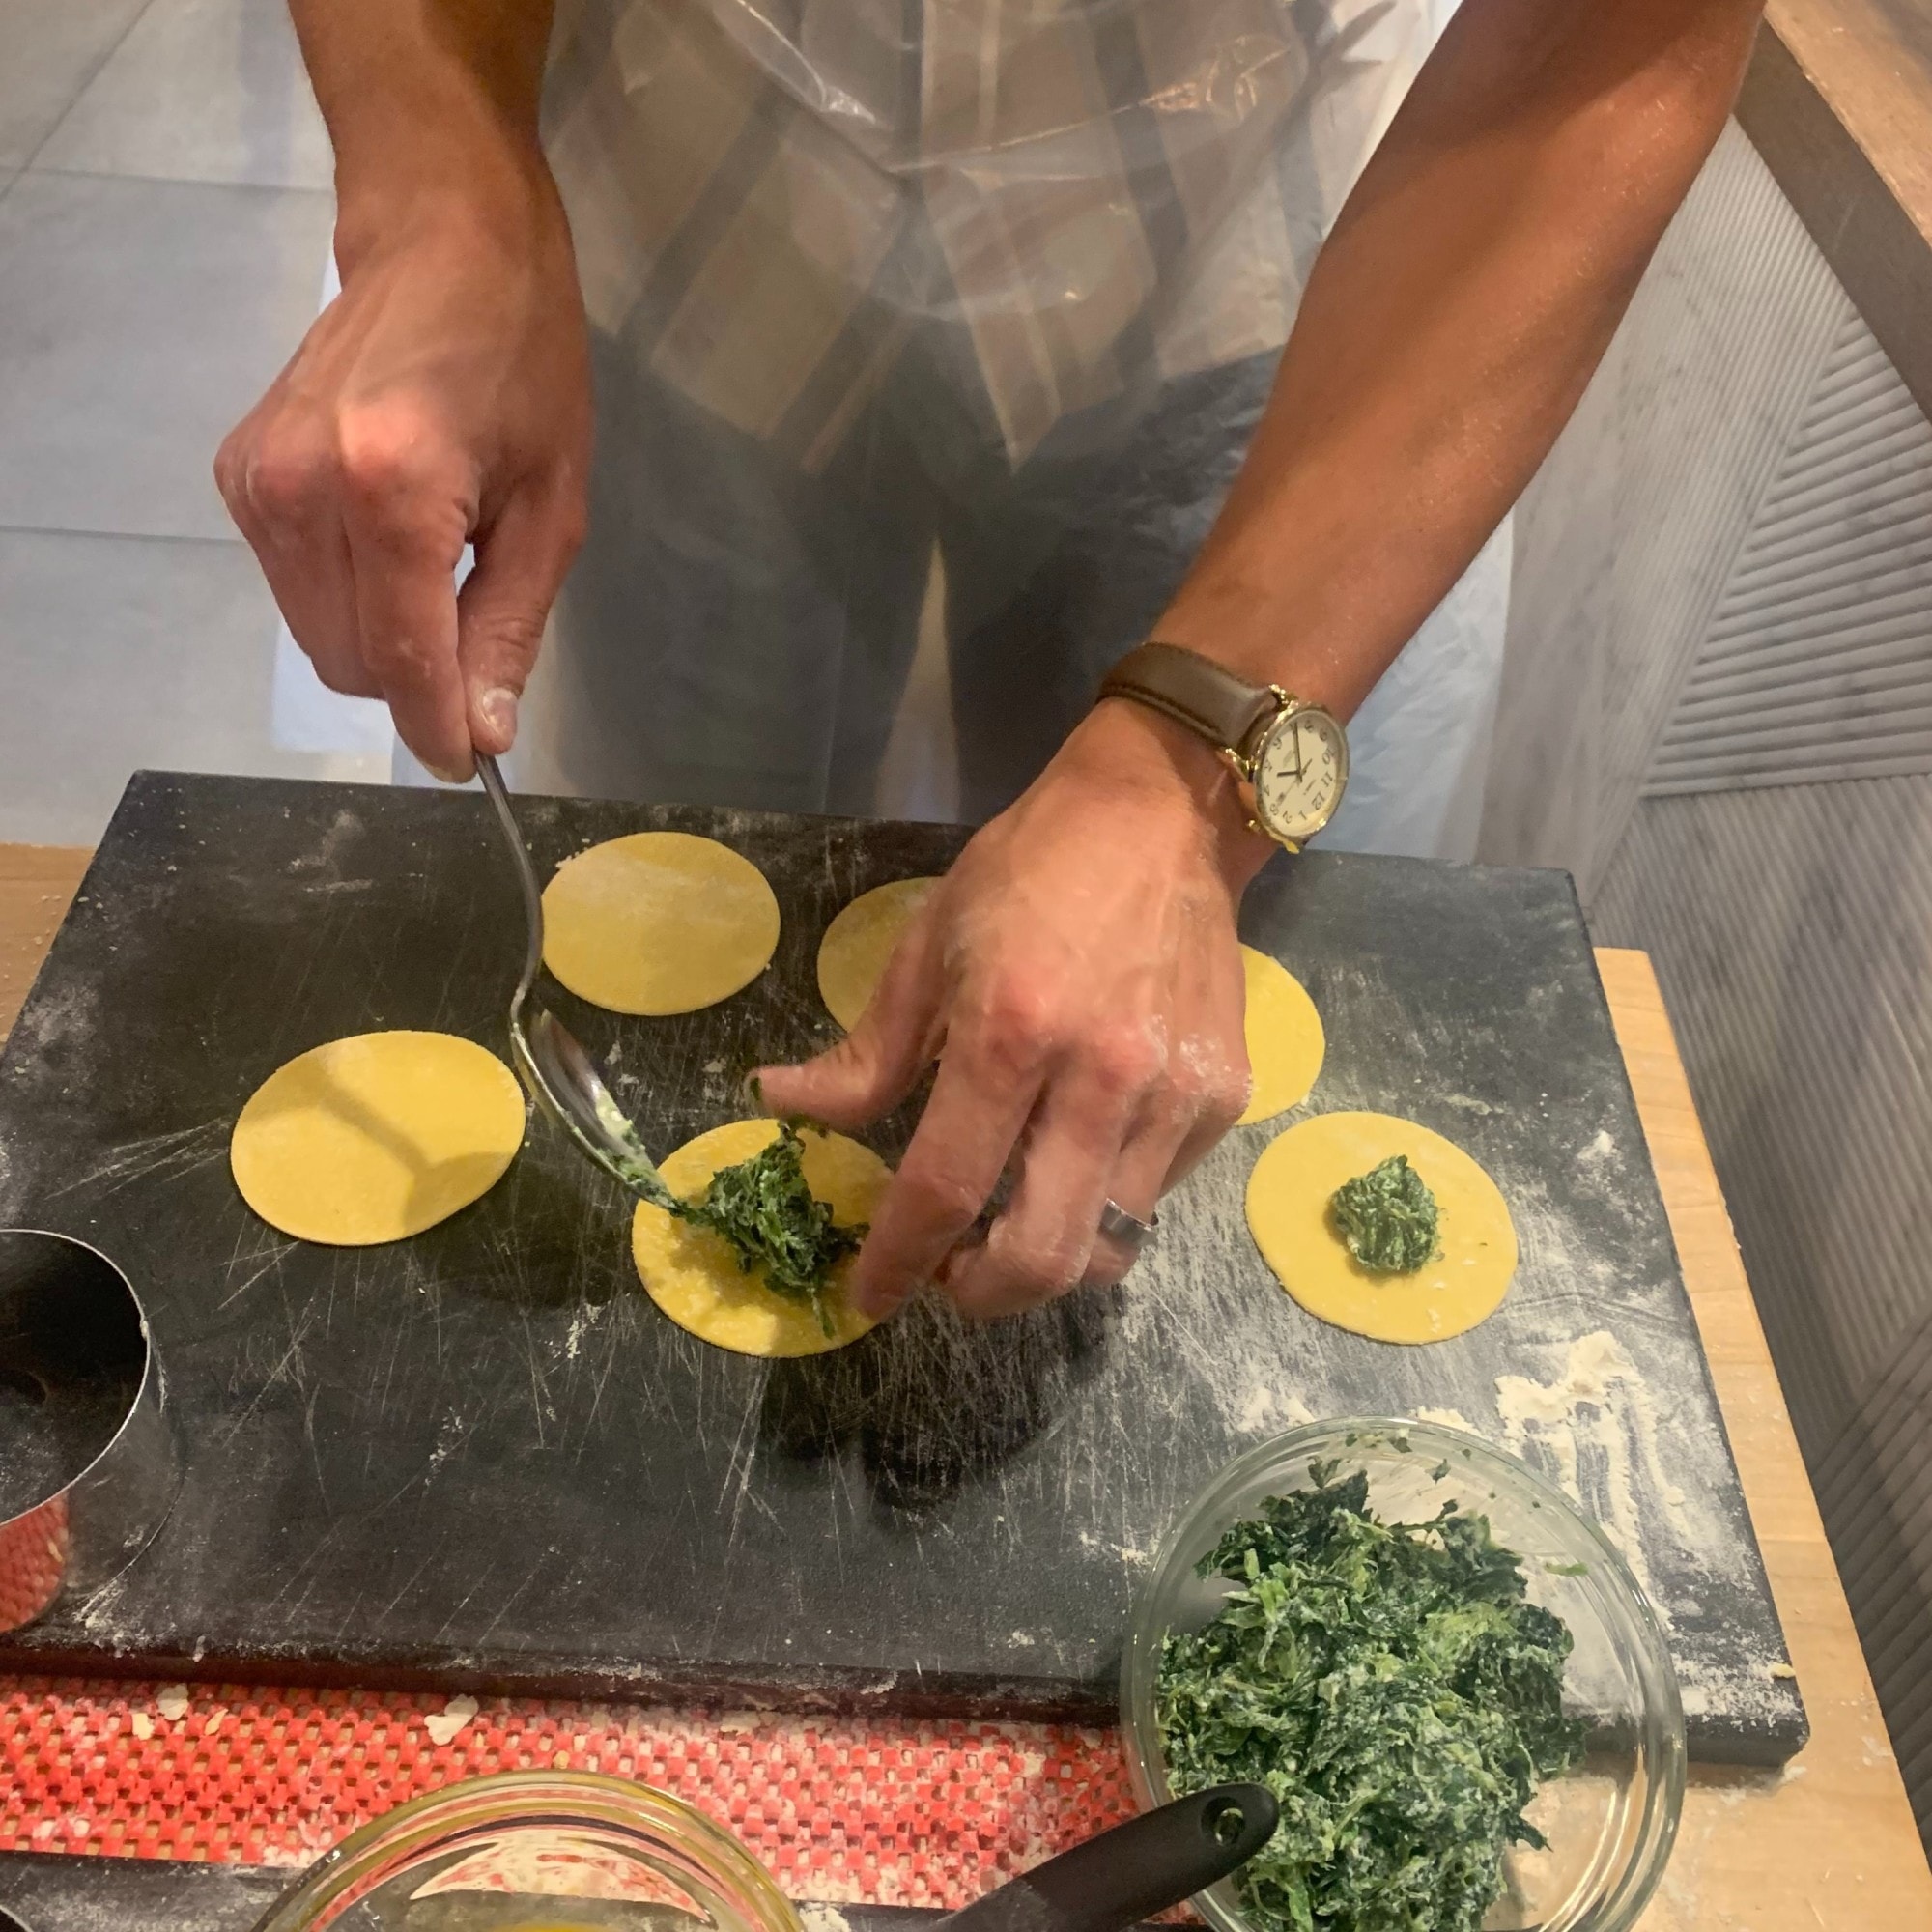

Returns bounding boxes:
[1156,1466,1586,1932]
[677,1122,865,1331]
[1329,1154,1440,1275]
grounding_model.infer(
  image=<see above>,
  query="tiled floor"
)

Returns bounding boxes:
[0,0,385,847]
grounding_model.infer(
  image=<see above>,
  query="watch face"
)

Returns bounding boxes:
[1254,707,1349,842]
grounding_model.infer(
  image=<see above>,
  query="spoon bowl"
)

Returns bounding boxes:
[476,754,675,1208]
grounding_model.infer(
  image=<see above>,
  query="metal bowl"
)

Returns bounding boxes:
[0,1230,181,1633]
[1121,1417,1685,1932]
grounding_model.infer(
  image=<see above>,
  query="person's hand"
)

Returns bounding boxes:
[215,152,590,781]
[758,702,1270,1319]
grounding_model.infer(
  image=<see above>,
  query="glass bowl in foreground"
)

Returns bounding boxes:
[1121,1418,1685,1932]
[250,1770,803,1932]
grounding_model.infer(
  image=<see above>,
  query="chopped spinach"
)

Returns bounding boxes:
[1329,1154,1440,1274]
[675,1122,864,1333]
[1156,1465,1585,1932]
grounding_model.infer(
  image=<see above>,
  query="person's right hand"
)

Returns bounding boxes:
[215,158,590,781]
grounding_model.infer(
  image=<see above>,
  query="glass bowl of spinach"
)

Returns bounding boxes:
[1122,1418,1684,1932]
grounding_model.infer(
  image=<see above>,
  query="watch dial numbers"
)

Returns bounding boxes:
[1257,716,1345,838]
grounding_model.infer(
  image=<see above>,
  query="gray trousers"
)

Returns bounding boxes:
[519,337,1274,825]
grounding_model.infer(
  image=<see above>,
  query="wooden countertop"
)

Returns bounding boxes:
[0,844,88,1040]
[1762,1,1932,236]
[1,843,1927,1926]
[1742,2,1932,419]
[1597,950,1931,1925]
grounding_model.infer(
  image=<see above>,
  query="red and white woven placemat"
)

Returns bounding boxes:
[0,1676,1138,1906]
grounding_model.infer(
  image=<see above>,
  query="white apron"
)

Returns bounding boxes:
[344,0,1504,856]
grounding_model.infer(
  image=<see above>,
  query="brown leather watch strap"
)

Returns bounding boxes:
[1098,641,1280,755]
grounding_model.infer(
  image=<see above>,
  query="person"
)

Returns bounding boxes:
[217,0,1764,1322]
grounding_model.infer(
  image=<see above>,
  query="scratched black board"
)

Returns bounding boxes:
[0,771,1803,1760]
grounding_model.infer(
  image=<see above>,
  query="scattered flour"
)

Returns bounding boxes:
[1414,1406,1473,1431]
[1493,1329,1698,1606]
[423,1694,478,1746]
[289,807,362,875]
[155,1684,188,1723]
[799,1907,853,1932]
[1234,1381,1315,1435]
[1668,1651,1796,1733]
[1075,1529,1155,1567]
[426,1408,466,1472]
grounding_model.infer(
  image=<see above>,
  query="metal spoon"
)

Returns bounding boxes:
[475,753,677,1209]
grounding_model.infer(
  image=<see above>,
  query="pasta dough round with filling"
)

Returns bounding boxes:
[631,1118,889,1356]
[231,1031,525,1245]
[1237,947,1324,1124]
[816,877,939,1031]
[1245,1111,1517,1343]
[543,832,780,1015]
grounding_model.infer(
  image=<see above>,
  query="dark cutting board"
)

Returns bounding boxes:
[0,772,1803,1760]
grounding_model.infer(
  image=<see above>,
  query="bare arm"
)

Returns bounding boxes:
[1154,0,1764,720]
[291,0,552,171]
[216,1,586,780]
[765,0,1767,1318]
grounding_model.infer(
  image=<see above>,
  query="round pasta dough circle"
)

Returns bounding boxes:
[231,1031,525,1245]
[543,832,781,1015]
[1237,947,1324,1124]
[632,1119,889,1357]
[817,877,939,1031]
[1245,1111,1517,1344]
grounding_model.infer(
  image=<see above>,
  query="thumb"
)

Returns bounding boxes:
[758,914,946,1128]
[457,475,585,754]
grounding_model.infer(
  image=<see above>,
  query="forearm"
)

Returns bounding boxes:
[1157,0,1763,719]
[291,0,556,257]
[222,4,586,780]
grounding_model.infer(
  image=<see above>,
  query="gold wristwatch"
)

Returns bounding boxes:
[1098,640,1349,852]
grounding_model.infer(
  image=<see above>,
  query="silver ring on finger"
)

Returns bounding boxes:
[1096,1198,1158,1255]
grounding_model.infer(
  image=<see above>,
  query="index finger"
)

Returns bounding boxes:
[757,903,948,1129]
[340,434,473,781]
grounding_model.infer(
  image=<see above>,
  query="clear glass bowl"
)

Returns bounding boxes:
[1121,1418,1685,1932]
[251,1771,804,1932]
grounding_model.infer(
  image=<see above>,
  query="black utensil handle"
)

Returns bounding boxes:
[939,1784,1278,1932]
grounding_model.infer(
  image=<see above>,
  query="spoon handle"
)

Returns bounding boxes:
[476,753,544,1023]
[937,1785,1277,1932]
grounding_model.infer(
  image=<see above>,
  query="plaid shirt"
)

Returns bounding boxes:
[543,0,1430,470]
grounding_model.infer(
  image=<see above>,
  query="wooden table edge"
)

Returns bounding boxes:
[0,843,91,1040]
[0,850,1924,1918]
[1744,3,1932,427]
[1594,947,1929,1919]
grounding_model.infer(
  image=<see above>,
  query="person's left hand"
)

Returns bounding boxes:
[756,701,1268,1320]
